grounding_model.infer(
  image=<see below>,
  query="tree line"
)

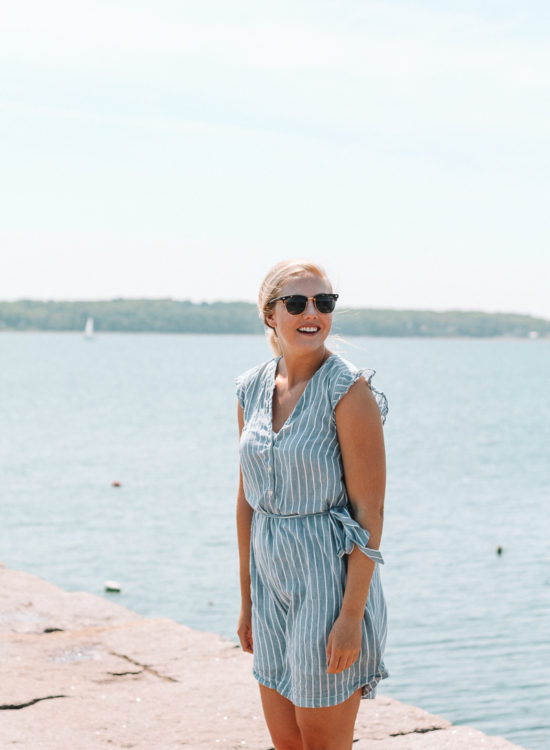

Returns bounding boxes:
[0,299,548,338]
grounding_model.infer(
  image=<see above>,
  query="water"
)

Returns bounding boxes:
[1,332,549,749]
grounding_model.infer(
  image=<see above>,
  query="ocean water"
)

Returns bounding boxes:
[1,332,548,749]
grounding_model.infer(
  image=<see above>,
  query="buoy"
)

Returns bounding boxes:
[111,481,121,487]
[104,580,121,593]
[496,546,503,555]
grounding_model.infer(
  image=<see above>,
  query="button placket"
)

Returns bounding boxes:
[267,432,276,503]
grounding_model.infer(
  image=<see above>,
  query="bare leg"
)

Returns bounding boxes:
[295,687,362,750]
[259,683,303,750]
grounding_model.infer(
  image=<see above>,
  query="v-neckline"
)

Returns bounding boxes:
[269,354,335,436]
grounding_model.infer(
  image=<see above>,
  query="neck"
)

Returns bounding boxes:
[277,347,331,387]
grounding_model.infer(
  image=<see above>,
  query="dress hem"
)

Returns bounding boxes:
[252,668,388,708]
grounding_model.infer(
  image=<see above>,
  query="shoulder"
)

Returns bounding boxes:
[324,354,372,405]
[235,357,276,409]
[236,357,276,389]
[326,354,389,425]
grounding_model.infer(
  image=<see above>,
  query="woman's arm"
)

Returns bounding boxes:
[236,402,254,653]
[326,377,386,674]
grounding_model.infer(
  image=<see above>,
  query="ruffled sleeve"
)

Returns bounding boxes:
[235,373,246,410]
[235,359,273,412]
[330,363,389,426]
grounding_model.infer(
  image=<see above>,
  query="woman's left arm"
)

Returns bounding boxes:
[326,376,386,675]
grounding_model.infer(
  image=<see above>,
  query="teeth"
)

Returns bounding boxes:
[298,327,319,332]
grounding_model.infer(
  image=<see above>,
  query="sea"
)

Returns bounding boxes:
[1,332,548,749]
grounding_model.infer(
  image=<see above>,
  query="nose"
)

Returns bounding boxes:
[303,298,318,316]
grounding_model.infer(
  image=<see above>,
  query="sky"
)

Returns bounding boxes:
[1,0,549,318]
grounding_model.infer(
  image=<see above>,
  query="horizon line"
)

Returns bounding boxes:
[1,297,548,322]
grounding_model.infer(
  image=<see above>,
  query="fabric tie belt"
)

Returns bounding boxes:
[254,504,384,565]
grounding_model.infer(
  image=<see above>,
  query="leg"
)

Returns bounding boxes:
[295,687,362,750]
[259,683,303,750]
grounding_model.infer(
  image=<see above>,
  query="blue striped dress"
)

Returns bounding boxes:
[236,353,389,708]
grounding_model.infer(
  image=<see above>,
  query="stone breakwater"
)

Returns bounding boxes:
[0,564,525,750]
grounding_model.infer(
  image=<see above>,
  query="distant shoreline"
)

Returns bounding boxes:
[1,329,548,341]
[1,299,549,338]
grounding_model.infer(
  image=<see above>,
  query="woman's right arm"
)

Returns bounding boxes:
[236,401,254,653]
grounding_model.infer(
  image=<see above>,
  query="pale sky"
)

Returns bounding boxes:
[1,1,549,317]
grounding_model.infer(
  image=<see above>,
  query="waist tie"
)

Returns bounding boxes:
[254,504,384,565]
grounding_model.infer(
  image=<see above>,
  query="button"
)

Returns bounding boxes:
[268,466,272,473]
[268,490,273,496]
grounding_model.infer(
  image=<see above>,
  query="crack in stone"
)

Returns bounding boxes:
[389,726,445,737]
[109,652,178,682]
[0,695,67,710]
[107,670,144,677]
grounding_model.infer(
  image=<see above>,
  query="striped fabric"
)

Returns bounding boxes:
[236,353,389,708]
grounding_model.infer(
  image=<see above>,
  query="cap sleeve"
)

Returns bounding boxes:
[331,365,389,425]
[235,359,273,412]
[235,373,247,410]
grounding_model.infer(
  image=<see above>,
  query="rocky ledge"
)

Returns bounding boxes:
[0,564,525,749]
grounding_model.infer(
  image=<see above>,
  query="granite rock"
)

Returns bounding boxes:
[0,564,525,750]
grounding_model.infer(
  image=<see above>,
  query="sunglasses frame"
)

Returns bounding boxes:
[268,293,339,315]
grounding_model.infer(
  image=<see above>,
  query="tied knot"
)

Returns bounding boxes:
[328,506,384,565]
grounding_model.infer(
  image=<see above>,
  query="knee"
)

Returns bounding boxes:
[301,742,334,750]
[271,735,302,750]
[300,729,351,750]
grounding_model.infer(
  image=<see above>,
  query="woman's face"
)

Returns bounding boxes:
[266,272,333,356]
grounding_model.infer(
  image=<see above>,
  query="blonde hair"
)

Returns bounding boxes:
[258,259,332,355]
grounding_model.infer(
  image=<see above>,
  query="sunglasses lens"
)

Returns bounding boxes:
[281,294,336,314]
[315,294,336,313]
[285,296,308,314]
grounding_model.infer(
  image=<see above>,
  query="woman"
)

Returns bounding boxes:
[236,259,388,750]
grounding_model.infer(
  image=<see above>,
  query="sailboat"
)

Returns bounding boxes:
[84,317,95,340]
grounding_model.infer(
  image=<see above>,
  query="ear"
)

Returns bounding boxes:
[265,310,276,330]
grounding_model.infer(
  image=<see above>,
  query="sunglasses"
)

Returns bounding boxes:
[268,293,339,315]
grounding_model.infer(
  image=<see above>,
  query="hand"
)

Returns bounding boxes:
[237,607,253,653]
[326,612,362,674]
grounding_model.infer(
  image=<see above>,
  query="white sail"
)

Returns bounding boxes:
[84,317,94,339]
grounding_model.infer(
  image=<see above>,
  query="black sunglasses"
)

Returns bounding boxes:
[268,293,339,315]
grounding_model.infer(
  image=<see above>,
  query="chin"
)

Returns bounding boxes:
[293,334,328,349]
